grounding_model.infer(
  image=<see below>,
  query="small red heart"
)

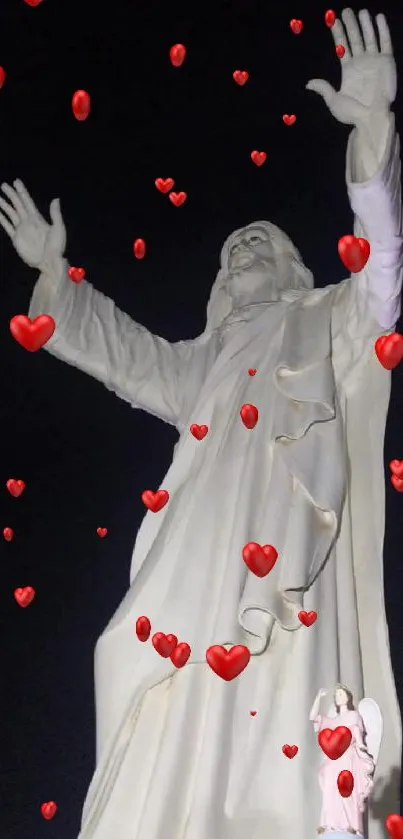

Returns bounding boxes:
[0,67,5,89]
[141,489,169,512]
[10,314,55,352]
[136,615,151,642]
[242,542,278,578]
[386,814,403,839]
[375,333,403,370]
[6,479,25,497]
[250,710,257,716]
[298,610,317,627]
[41,801,57,820]
[3,527,14,541]
[337,769,354,797]
[190,423,209,440]
[14,586,35,608]
[68,266,85,283]
[251,150,267,167]
[390,460,403,478]
[152,632,178,657]
[318,726,352,760]
[169,191,187,207]
[96,527,107,538]
[72,89,91,121]
[336,44,346,58]
[248,368,257,376]
[282,744,298,759]
[283,114,296,126]
[133,238,146,259]
[290,19,303,34]
[169,44,186,67]
[155,178,175,193]
[206,645,250,681]
[233,70,249,86]
[240,403,259,429]
[391,474,403,492]
[338,235,370,273]
[171,642,191,668]
[325,9,336,28]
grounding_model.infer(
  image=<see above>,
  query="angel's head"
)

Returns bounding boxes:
[334,684,355,713]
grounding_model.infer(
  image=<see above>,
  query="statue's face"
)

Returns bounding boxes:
[227,225,275,273]
[335,687,349,707]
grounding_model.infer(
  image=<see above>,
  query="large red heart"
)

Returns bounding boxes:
[298,610,317,627]
[171,642,191,668]
[14,586,35,608]
[282,744,298,758]
[96,527,107,538]
[337,769,354,797]
[68,266,85,283]
[242,542,278,578]
[233,70,249,86]
[152,632,178,657]
[136,615,151,642]
[386,814,403,839]
[10,314,55,352]
[375,333,403,370]
[240,403,258,429]
[190,424,209,440]
[41,801,57,820]
[318,726,352,760]
[169,191,187,207]
[290,19,303,34]
[251,150,267,167]
[155,177,174,193]
[206,645,250,681]
[338,235,370,273]
[6,478,25,497]
[141,489,169,512]
[283,114,296,126]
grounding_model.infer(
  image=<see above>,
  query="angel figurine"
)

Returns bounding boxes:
[310,685,383,836]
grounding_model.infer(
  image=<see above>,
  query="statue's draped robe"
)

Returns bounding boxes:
[29,119,403,839]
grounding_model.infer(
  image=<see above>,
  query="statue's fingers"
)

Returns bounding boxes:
[0,210,15,239]
[13,179,39,216]
[376,13,393,55]
[358,9,378,53]
[341,8,364,55]
[0,196,19,227]
[330,19,351,60]
[0,183,27,219]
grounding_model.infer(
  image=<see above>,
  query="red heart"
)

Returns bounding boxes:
[205,645,250,681]
[133,238,146,259]
[14,586,35,608]
[251,150,267,167]
[41,801,57,820]
[136,615,151,642]
[283,114,296,126]
[155,178,174,193]
[337,769,354,797]
[0,67,5,89]
[336,44,346,58]
[338,235,370,273]
[171,642,191,668]
[25,0,44,5]
[68,266,85,283]
[290,19,303,34]
[390,460,403,478]
[391,475,403,492]
[96,527,107,538]
[142,489,169,512]
[190,423,209,440]
[298,610,317,627]
[318,726,352,760]
[233,70,249,86]
[242,542,278,578]
[169,191,187,207]
[72,89,91,121]
[375,333,403,370]
[325,9,336,28]
[282,744,298,759]
[386,814,403,839]
[169,44,186,67]
[10,314,55,352]
[250,710,257,716]
[248,368,257,376]
[6,478,25,497]
[3,527,14,541]
[152,632,178,657]
[240,403,259,429]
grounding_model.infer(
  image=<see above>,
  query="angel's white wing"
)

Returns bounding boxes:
[358,698,383,766]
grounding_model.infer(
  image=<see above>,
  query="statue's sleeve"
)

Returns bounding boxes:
[28,257,196,426]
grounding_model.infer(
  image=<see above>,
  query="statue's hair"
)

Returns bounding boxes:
[334,683,355,713]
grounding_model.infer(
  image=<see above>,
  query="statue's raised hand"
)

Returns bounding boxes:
[0,179,66,269]
[306,8,396,126]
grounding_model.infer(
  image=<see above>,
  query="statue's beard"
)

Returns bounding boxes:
[226,258,281,306]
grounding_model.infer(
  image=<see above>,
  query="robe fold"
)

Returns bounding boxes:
[28,116,402,839]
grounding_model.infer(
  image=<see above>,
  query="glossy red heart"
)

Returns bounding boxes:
[171,642,191,668]
[336,44,346,58]
[386,814,403,839]
[337,769,354,797]
[233,70,249,86]
[96,527,107,538]
[72,89,91,121]
[283,114,296,126]
[169,44,186,67]
[206,645,250,681]
[41,801,57,820]
[240,403,259,429]
[190,424,209,440]
[0,67,5,89]
[133,238,146,259]
[136,615,151,642]
[155,178,174,193]
[251,150,267,167]
[169,191,187,207]
[391,475,403,492]
[14,586,35,608]
[242,542,278,578]
[318,726,352,760]
[3,527,14,541]
[338,235,370,272]
[290,19,303,34]
[152,632,178,657]
[390,460,403,478]
[6,478,25,497]
[375,333,403,370]
[142,489,169,512]
[68,266,85,283]
[10,314,55,352]
[325,9,336,28]
[282,744,298,758]
[298,610,317,627]
[248,368,257,376]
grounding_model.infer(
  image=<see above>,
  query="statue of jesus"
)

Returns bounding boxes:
[0,8,402,839]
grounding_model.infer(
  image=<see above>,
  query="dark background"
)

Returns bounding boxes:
[1,0,403,836]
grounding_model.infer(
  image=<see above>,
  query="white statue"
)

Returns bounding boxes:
[0,9,401,839]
